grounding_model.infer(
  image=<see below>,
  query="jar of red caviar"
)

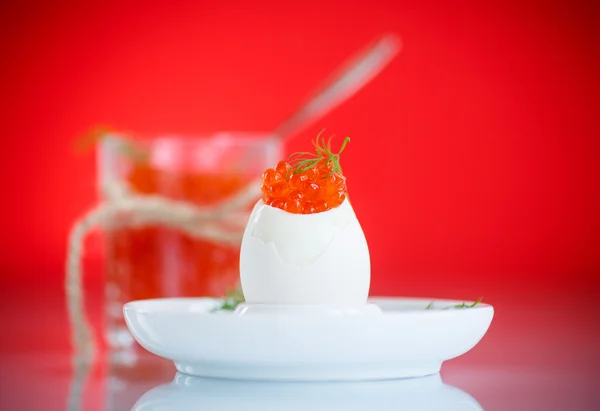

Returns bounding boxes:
[97,132,281,361]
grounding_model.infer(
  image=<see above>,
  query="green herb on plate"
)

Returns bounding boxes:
[216,287,245,311]
[426,297,483,310]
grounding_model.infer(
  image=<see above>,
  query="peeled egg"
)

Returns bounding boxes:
[239,199,371,305]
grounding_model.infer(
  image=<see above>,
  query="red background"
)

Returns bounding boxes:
[1,0,599,362]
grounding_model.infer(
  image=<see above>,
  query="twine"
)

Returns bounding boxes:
[66,177,262,365]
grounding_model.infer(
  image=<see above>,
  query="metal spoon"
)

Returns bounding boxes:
[272,33,402,140]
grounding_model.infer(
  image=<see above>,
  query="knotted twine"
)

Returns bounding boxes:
[65,176,262,366]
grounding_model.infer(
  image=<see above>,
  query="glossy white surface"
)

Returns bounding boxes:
[123,297,494,381]
[239,199,371,305]
[133,372,483,411]
[233,302,383,316]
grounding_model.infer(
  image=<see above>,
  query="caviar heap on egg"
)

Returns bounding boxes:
[261,135,350,214]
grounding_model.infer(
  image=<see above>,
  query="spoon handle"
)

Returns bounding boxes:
[273,33,402,140]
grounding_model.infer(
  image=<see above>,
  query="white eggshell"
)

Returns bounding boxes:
[239,199,371,305]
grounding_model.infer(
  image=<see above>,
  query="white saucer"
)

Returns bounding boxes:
[123,297,494,381]
[132,372,483,411]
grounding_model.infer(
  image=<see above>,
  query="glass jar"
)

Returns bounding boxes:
[97,132,281,362]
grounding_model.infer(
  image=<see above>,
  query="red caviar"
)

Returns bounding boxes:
[261,135,350,214]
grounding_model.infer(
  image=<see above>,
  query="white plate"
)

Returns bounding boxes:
[133,372,483,411]
[124,297,494,381]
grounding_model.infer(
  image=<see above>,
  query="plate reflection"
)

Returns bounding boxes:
[132,372,483,411]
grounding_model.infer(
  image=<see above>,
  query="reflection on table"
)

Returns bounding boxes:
[132,372,483,411]
[67,351,483,411]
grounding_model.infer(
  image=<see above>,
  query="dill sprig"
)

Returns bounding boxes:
[287,130,350,178]
[426,297,483,310]
[74,125,149,164]
[74,125,114,154]
[216,287,245,311]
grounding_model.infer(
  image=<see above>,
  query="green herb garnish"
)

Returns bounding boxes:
[74,125,149,164]
[74,125,114,154]
[286,130,350,178]
[426,297,483,310]
[215,287,245,311]
[450,297,483,309]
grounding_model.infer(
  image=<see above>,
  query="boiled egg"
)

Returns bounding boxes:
[239,198,370,305]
